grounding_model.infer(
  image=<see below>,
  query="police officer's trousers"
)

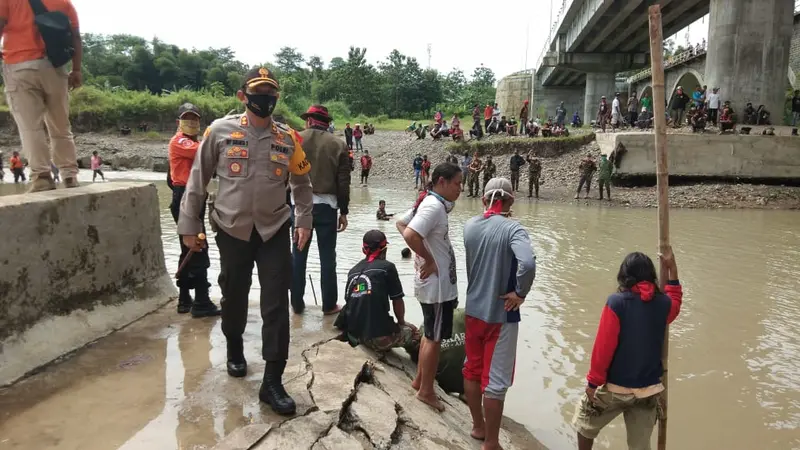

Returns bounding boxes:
[468,173,480,196]
[215,223,291,362]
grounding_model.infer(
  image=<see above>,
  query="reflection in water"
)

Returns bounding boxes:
[1,173,799,449]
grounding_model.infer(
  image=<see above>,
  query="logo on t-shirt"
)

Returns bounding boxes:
[347,274,372,298]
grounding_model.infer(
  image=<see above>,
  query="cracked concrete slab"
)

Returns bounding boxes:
[349,383,398,449]
[311,426,365,450]
[253,410,332,450]
[213,424,271,450]
[306,340,371,413]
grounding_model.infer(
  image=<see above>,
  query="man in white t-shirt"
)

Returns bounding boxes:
[397,161,463,412]
[706,87,721,126]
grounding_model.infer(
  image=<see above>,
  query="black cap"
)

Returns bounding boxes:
[363,230,388,250]
[178,103,200,118]
[243,66,280,91]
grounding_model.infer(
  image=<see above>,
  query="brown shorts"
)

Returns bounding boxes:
[572,385,660,450]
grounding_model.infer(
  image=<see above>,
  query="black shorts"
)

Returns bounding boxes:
[421,299,457,342]
[361,169,370,177]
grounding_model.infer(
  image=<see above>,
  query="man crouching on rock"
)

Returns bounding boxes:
[168,103,221,317]
[179,67,313,415]
[334,230,419,352]
[463,178,536,450]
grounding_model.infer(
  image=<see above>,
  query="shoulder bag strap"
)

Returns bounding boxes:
[28,0,49,16]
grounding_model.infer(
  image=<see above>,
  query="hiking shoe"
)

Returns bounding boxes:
[28,174,56,193]
[64,177,80,188]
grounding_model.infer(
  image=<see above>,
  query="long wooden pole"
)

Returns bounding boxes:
[648,6,670,450]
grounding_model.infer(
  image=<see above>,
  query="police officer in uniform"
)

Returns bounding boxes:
[168,102,221,317]
[179,67,313,415]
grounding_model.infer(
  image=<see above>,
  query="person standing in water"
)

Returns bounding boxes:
[573,248,682,450]
[597,154,612,201]
[168,103,221,317]
[397,162,462,412]
[508,150,525,192]
[360,150,372,185]
[91,151,105,182]
[10,151,25,183]
[463,177,535,450]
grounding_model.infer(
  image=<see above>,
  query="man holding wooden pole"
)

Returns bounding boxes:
[571,6,680,450]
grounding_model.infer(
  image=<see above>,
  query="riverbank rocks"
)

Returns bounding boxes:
[215,339,544,450]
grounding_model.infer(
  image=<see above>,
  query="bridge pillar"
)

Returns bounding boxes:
[705,0,794,121]
[584,72,616,123]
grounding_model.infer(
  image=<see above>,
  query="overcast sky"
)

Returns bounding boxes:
[72,0,709,81]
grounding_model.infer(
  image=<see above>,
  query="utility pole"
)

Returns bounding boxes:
[427,44,432,69]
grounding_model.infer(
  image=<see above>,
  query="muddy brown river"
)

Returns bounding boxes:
[2,170,800,449]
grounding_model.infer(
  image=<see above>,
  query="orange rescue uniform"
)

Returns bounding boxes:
[10,155,23,169]
[169,133,200,186]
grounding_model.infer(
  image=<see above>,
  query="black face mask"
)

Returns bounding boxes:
[245,93,277,118]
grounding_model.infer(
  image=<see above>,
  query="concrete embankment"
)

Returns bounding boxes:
[0,182,175,385]
[597,132,800,184]
[0,303,545,449]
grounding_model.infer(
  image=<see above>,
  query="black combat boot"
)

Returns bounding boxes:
[191,282,221,318]
[259,361,296,415]
[177,286,192,314]
[226,338,247,378]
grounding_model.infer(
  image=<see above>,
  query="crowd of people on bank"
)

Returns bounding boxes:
[588,85,796,136]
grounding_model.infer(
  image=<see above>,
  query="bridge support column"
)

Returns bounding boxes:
[705,0,794,121]
[584,72,616,123]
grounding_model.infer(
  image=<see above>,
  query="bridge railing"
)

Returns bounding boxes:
[535,0,571,72]
[626,44,707,84]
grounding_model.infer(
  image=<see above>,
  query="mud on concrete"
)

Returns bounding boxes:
[0,305,545,450]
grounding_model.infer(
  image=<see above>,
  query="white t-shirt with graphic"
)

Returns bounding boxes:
[400,195,458,304]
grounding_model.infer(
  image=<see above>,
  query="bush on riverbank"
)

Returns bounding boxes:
[445,132,596,157]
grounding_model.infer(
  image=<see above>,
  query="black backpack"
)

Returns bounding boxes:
[28,0,75,68]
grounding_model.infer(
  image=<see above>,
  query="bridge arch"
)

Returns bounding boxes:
[669,68,705,105]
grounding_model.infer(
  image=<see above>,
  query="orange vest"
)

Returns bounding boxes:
[10,155,23,169]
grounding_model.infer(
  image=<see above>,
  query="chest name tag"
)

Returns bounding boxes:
[225,139,248,146]
[271,143,290,154]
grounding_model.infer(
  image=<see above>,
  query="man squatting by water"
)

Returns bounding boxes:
[179,67,313,415]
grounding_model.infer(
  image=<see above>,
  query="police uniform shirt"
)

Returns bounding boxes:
[178,114,313,242]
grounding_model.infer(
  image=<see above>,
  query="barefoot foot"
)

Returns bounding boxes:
[416,392,445,412]
[411,378,421,391]
[470,427,486,441]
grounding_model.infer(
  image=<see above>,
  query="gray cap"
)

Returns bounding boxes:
[178,103,201,118]
[482,177,514,200]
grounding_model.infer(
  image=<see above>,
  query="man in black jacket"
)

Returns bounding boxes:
[344,122,354,150]
[669,86,690,127]
[291,105,352,315]
[508,149,526,192]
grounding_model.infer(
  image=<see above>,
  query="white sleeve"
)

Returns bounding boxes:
[407,201,438,239]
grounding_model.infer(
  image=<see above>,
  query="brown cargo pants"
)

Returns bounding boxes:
[2,59,78,180]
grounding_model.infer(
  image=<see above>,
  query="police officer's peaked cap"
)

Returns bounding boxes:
[178,103,201,118]
[243,66,280,90]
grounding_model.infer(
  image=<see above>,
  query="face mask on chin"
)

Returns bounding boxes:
[245,93,278,118]
[428,190,455,214]
[179,119,200,136]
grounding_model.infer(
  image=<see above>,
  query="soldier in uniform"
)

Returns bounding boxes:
[178,67,313,415]
[575,153,597,199]
[508,149,526,192]
[168,102,221,317]
[526,151,542,198]
[467,152,483,197]
[482,155,496,195]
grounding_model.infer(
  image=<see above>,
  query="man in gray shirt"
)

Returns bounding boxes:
[462,177,535,449]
